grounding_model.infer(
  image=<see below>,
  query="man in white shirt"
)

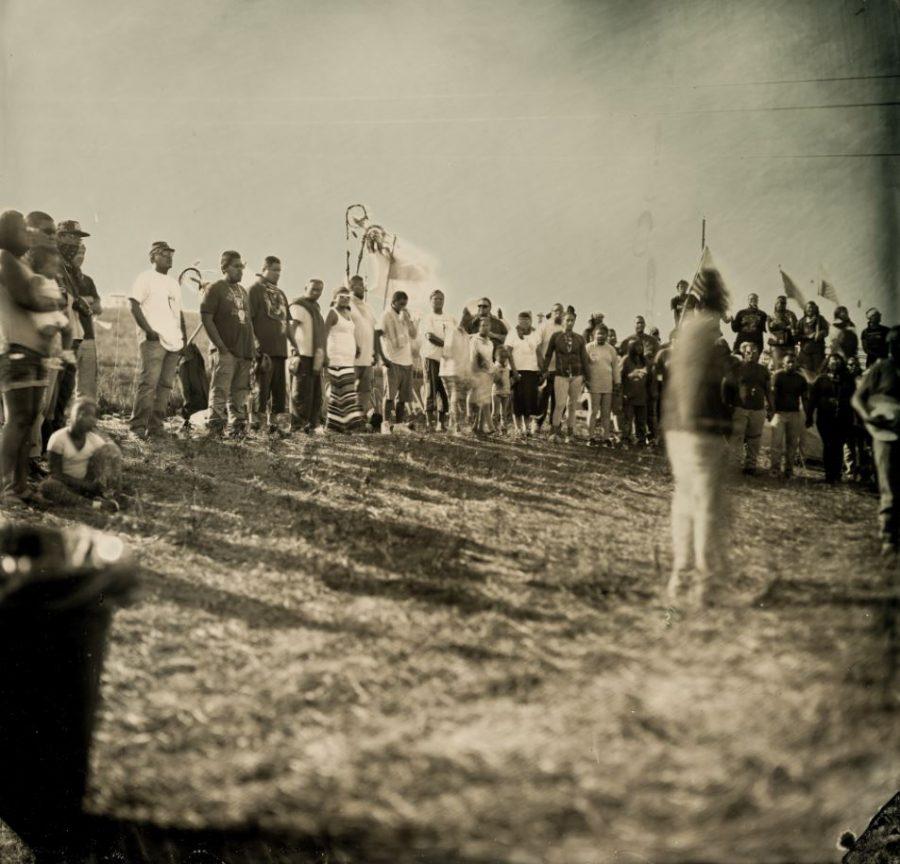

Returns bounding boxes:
[128,241,186,439]
[419,288,455,431]
[505,311,543,436]
[288,279,327,433]
[536,303,564,429]
[584,325,621,443]
[375,290,417,434]
[348,275,377,420]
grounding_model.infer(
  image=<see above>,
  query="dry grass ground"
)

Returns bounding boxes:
[2,311,897,863]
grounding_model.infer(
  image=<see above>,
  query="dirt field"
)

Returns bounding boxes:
[2,316,898,863]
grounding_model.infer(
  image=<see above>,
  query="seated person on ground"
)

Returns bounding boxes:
[40,398,123,508]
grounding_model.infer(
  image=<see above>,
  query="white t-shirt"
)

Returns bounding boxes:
[539,319,564,372]
[378,306,414,366]
[131,269,184,351]
[288,302,314,357]
[505,328,541,372]
[47,429,107,480]
[349,297,377,366]
[419,311,457,362]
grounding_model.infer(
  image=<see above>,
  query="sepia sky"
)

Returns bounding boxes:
[2,0,897,325]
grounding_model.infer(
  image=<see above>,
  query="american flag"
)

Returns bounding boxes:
[779,269,806,308]
[682,246,728,317]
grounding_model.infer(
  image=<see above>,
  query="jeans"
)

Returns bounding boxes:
[552,374,583,430]
[129,340,180,435]
[623,399,648,443]
[587,391,613,440]
[75,338,98,400]
[208,348,251,432]
[666,430,730,579]
[770,410,803,473]
[290,355,323,431]
[252,354,287,428]
[1,386,44,495]
[730,407,766,469]
[424,358,449,419]
[873,438,900,544]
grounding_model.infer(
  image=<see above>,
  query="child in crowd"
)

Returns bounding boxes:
[492,346,514,434]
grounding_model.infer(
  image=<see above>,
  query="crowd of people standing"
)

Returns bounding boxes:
[1,211,898,561]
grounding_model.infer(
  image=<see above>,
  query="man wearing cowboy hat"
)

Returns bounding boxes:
[57,220,101,400]
[128,241,186,439]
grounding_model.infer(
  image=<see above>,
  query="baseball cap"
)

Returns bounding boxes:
[150,241,175,255]
[57,220,90,238]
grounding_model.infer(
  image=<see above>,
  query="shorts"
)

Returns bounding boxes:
[0,345,50,393]
[384,363,413,402]
[355,365,374,394]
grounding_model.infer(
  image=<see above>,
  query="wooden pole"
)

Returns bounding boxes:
[382,235,397,311]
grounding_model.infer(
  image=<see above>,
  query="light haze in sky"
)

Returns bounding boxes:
[2,0,896,326]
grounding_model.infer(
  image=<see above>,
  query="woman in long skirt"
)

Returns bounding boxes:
[324,287,364,432]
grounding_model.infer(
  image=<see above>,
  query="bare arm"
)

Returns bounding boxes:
[201,312,228,353]
[0,251,61,311]
[48,451,98,496]
[129,298,159,340]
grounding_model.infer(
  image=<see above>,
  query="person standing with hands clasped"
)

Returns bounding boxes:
[375,289,417,434]
[128,241,186,440]
[200,251,255,439]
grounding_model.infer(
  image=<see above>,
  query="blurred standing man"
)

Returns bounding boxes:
[767,295,798,370]
[584,324,620,444]
[348,275,377,421]
[852,327,900,555]
[730,341,772,475]
[375,289,417,434]
[419,288,455,431]
[248,255,292,436]
[466,297,507,348]
[288,279,327,433]
[662,277,733,607]
[670,279,689,324]
[201,251,255,439]
[861,307,889,368]
[729,293,768,355]
[57,221,101,401]
[619,316,660,360]
[769,352,807,478]
[536,302,565,429]
[128,241,186,439]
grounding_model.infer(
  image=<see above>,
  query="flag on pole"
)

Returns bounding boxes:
[684,246,728,313]
[363,233,438,313]
[818,274,839,304]
[779,269,806,309]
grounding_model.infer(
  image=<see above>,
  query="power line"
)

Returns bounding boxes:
[656,100,900,116]
[687,72,900,88]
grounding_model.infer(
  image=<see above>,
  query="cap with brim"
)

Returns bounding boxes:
[57,220,90,238]
[150,241,175,254]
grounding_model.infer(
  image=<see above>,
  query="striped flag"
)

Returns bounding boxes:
[818,275,839,304]
[779,269,806,309]
[682,246,728,317]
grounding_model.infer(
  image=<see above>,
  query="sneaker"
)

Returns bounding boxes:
[380,422,392,435]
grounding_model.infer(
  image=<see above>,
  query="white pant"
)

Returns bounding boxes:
[666,430,730,578]
[552,375,583,430]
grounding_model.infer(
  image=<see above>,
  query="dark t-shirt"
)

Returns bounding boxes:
[735,361,770,410]
[78,273,99,340]
[861,324,889,366]
[248,279,289,357]
[467,314,508,346]
[732,307,768,351]
[670,294,687,322]
[773,369,807,413]
[200,280,255,359]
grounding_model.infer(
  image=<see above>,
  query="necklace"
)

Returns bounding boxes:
[228,282,246,323]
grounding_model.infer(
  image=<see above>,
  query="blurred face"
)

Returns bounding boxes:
[152,249,173,273]
[608,329,617,346]
[349,277,365,299]
[748,294,758,308]
[868,309,881,326]
[677,283,687,297]
[741,343,760,363]
[477,299,491,316]
[594,327,607,345]
[73,244,86,268]
[783,353,797,372]
[263,261,281,284]
[634,316,645,334]
[431,291,444,313]
[224,258,244,283]
[391,294,408,313]
[835,307,848,322]
[517,314,531,333]
[775,296,786,312]
[847,357,861,375]
[72,402,97,432]
[335,289,350,309]
[827,355,842,374]
[307,280,324,302]
[563,313,575,332]
[0,211,30,256]
[30,216,56,239]
[551,303,563,323]
[805,302,816,317]
[478,316,491,337]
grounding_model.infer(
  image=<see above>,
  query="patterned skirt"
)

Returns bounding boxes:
[326,366,364,432]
